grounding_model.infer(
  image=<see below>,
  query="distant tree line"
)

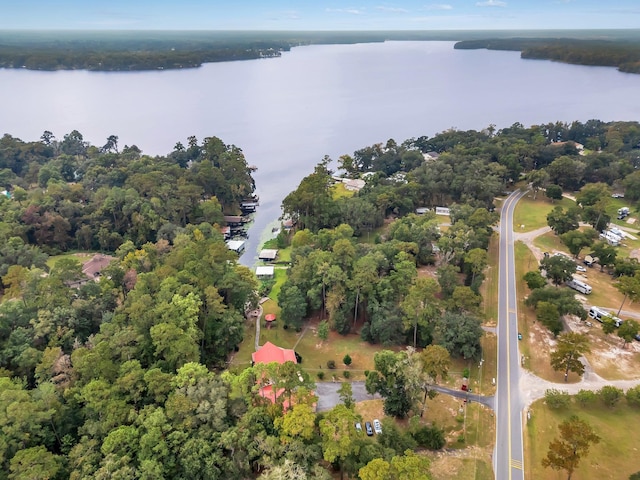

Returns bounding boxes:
[6,30,640,72]
[455,38,640,74]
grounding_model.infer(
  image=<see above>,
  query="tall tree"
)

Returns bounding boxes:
[541,415,600,480]
[319,404,360,480]
[615,273,640,316]
[591,241,617,272]
[539,255,576,286]
[618,320,640,349]
[359,450,432,480]
[419,345,450,417]
[550,332,590,382]
[560,230,596,258]
[365,350,418,418]
[400,277,440,347]
[547,206,580,235]
[434,312,483,360]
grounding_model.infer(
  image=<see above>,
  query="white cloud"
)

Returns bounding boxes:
[476,0,507,7]
[375,6,409,13]
[325,8,364,15]
[426,4,453,10]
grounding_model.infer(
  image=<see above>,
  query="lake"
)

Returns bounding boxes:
[1,40,639,265]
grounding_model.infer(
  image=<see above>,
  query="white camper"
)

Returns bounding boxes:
[599,231,620,246]
[588,306,623,327]
[566,277,592,295]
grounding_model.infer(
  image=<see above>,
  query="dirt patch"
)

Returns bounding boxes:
[417,264,438,278]
[428,445,493,479]
[564,314,640,380]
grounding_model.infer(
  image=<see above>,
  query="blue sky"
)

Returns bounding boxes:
[2,1,639,30]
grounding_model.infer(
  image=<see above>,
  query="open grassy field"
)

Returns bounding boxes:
[525,398,640,480]
[512,195,575,232]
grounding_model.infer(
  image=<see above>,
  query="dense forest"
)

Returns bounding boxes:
[1,119,640,478]
[455,37,640,74]
[1,29,638,71]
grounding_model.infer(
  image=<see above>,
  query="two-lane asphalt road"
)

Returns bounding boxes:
[494,189,528,480]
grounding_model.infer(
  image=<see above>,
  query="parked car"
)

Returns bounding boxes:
[355,422,362,433]
[365,422,374,436]
[576,265,587,273]
[635,333,640,342]
[373,419,382,435]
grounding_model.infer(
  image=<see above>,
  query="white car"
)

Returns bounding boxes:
[373,419,382,435]
[576,265,587,273]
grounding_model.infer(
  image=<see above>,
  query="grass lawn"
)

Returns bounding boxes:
[331,182,355,199]
[514,241,576,382]
[532,231,564,254]
[46,251,96,269]
[425,397,495,480]
[293,321,382,380]
[481,235,500,324]
[525,399,640,480]
[355,223,389,245]
[512,195,575,233]
[428,456,494,480]
[476,234,499,396]
[267,268,288,303]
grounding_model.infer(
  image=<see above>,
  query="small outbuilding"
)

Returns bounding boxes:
[258,249,278,261]
[256,265,275,279]
[226,240,245,253]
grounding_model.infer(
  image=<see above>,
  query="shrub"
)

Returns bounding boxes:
[545,388,570,409]
[599,385,624,407]
[343,354,352,367]
[463,367,470,379]
[258,279,275,297]
[575,389,597,407]
[412,425,446,450]
[318,320,330,342]
[343,370,350,379]
[317,371,325,380]
[327,360,336,369]
[627,385,640,408]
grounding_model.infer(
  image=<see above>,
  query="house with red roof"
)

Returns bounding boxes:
[251,341,297,365]
[251,342,302,409]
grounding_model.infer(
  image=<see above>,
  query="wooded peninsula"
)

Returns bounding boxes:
[1,29,639,72]
[454,37,640,74]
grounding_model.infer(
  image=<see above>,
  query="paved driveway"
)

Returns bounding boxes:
[315,381,380,411]
[315,381,494,412]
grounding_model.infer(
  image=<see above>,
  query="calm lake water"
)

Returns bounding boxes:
[1,41,640,265]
